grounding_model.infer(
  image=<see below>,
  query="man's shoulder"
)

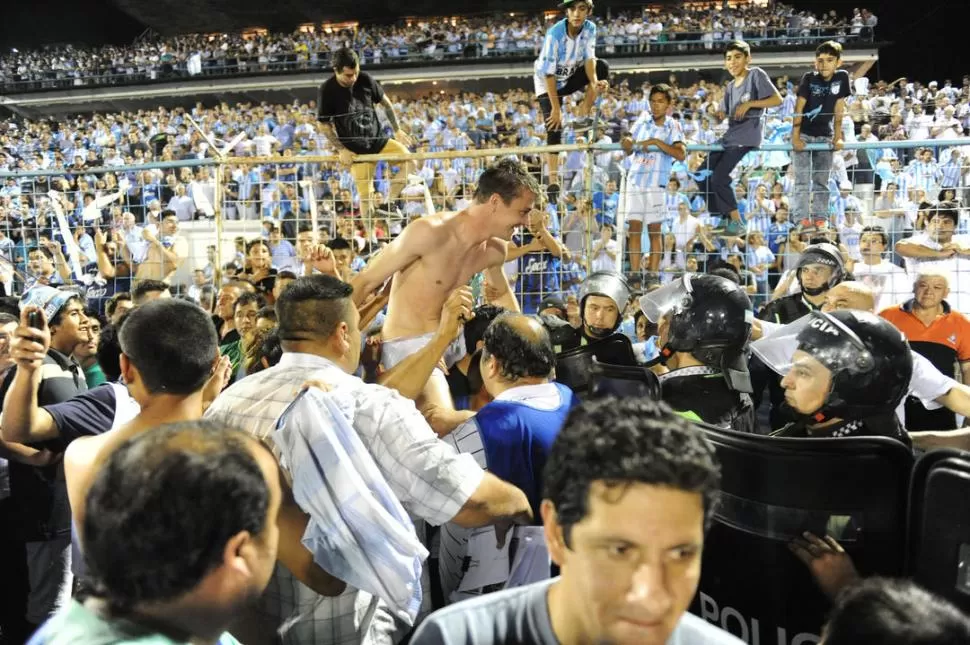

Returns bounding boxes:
[671,613,746,645]
[413,579,554,644]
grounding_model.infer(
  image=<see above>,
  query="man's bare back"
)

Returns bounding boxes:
[355,209,508,341]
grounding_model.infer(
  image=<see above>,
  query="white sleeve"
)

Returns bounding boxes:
[909,351,955,410]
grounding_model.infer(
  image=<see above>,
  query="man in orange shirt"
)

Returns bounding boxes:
[880,269,970,430]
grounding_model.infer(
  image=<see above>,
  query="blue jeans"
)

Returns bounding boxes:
[791,135,833,221]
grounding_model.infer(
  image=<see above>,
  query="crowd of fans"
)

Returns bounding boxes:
[2,62,969,312]
[6,6,970,642]
[0,2,877,91]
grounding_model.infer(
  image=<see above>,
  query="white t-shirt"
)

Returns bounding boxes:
[854,260,913,311]
[591,239,619,273]
[671,215,701,251]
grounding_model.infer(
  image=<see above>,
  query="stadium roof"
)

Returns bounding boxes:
[110,0,551,35]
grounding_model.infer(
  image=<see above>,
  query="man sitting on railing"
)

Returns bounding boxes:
[534,0,609,184]
[316,47,413,218]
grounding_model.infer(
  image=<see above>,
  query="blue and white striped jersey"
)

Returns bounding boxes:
[940,160,963,188]
[533,19,597,96]
[625,115,685,190]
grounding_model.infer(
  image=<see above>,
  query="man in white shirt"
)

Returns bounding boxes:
[167,183,195,222]
[591,223,619,272]
[895,204,970,309]
[204,274,532,645]
[852,226,912,311]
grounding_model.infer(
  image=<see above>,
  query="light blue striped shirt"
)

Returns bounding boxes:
[626,116,685,190]
[533,19,597,95]
[940,160,962,188]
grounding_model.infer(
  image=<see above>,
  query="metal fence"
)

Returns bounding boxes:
[0,134,966,320]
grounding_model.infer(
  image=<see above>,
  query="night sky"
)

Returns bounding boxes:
[0,0,962,84]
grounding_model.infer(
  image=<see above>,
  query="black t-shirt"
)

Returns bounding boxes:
[797,70,851,137]
[212,314,240,345]
[79,262,131,317]
[317,71,390,155]
[0,349,87,541]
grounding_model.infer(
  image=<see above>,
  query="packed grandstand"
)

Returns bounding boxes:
[4,2,970,645]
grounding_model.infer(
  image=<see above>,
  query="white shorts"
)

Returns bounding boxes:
[619,184,665,225]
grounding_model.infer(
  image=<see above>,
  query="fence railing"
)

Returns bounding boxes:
[0,27,874,94]
[0,134,966,319]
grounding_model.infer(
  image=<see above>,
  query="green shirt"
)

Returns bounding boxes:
[219,339,243,375]
[84,363,107,389]
[29,600,243,645]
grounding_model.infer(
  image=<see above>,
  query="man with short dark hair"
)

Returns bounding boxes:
[205,274,532,644]
[0,287,90,637]
[353,158,537,412]
[104,293,133,325]
[447,304,506,410]
[130,279,171,306]
[317,47,412,215]
[853,225,911,311]
[438,313,578,602]
[412,397,742,645]
[28,420,283,644]
[822,578,970,645]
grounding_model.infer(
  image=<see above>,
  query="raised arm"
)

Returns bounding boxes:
[350,218,436,305]
[483,240,519,313]
[0,307,59,444]
[378,287,472,403]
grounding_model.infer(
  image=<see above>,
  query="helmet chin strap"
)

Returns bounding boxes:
[585,325,614,339]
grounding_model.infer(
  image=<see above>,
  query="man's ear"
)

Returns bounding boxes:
[119,354,135,385]
[541,500,568,567]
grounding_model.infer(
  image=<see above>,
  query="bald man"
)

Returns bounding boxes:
[756,281,970,438]
[438,313,579,603]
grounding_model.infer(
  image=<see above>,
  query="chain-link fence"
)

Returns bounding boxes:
[1,135,968,318]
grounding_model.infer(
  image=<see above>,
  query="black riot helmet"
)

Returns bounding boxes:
[640,273,754,392]
[751,309,913,423]
[796,242,845,296]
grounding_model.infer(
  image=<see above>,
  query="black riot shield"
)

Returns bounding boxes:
[906,448,970,614]
[689,425,913,644]
[554,333,637,396]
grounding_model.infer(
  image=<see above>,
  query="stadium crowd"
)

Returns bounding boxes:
[2,60,969,309]
[0,2,877,91]
[5,6,970,644]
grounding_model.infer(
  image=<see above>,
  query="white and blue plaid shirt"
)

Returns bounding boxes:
[205,352,484,645]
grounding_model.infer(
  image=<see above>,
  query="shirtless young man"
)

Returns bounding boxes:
[133,210,187,284]
[351,157,539,410]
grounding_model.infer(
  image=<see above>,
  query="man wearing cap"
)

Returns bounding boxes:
[0,287,89,640]
[535,0,609,183]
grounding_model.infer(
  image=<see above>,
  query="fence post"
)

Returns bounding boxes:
[213,163,225,288]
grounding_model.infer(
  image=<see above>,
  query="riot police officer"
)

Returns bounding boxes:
[755,242,847,430]
[750,309,913,447]
[556,271,632,351]
[640,273,756,432]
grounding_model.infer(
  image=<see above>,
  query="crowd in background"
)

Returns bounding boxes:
[0,2,877,91]
[3,60,969,311]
